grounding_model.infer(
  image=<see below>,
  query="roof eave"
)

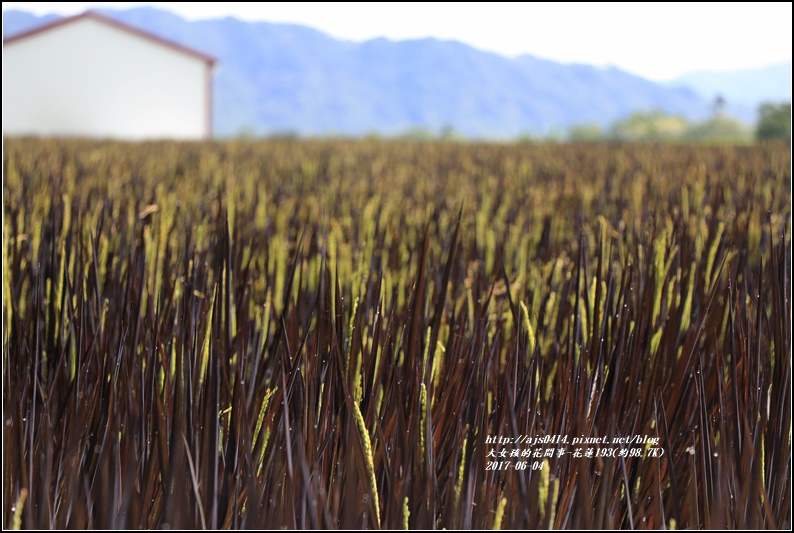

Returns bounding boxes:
[3,10,217,66]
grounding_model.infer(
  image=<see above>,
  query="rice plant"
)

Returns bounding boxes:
[3,139,790,529]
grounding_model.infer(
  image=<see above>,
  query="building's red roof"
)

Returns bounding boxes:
[3,10,216,66]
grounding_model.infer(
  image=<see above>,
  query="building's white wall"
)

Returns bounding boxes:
[2,17,209,139]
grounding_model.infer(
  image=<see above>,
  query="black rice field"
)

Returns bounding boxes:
[2,139,791,529]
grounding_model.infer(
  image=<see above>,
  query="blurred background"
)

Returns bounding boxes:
[2,2,791,142]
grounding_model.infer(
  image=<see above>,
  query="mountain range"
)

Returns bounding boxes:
[666,63,790,119]
[667,62,791,106]
[3,8,790,138]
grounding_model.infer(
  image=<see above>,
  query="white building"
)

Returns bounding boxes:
[2,11,216,140]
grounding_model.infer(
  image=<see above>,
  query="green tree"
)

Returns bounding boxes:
[399,127,437,141]
[610,111,689,142]
[567,122,605,142]
[712,95,726,117]
[756,102,791,142]
[684,115,751,143]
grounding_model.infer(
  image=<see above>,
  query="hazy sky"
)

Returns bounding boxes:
[3,2,792,81]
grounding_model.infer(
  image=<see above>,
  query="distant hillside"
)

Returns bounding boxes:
[4,7,716,138]
[666,63,791,123]
[3,9,60,33]
[669,63,791,104]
